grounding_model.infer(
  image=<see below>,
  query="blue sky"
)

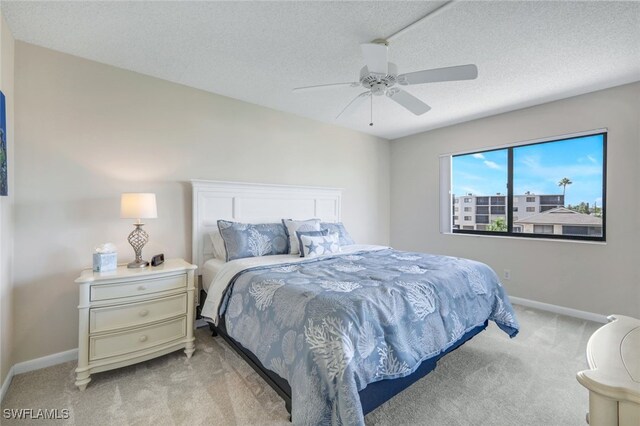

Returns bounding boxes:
[452,134,604,207]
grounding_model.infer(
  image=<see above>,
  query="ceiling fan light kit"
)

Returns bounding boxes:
[360,61,398,96]
[292,3,478,125]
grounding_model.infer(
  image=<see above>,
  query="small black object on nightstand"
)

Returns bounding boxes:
[150,253,164,267]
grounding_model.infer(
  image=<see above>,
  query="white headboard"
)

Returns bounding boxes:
[191,180,342,271]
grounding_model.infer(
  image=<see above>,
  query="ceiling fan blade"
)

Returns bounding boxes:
[336,91,371,119]
[361,43,388,75]
[293,82,360,92]
[398,64,478,86]
[386,88,431,115]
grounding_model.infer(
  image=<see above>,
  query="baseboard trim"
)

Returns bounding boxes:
[510,296,608,323]
[13,348,78,376]
[1,365,15,403]
[1,348,78,402]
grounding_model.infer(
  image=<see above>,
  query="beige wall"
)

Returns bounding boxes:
[7,38,640,368]
[0,12,15,386]
[391,82,640,318]
[12,42,390,363]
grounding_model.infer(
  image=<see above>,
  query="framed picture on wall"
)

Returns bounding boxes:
[0,91,6,196]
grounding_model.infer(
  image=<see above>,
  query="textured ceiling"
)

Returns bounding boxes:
[3,1,640,140]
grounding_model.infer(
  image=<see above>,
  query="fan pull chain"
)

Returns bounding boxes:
[369,94,373,127]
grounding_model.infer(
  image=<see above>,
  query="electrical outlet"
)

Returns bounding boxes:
[503,269,511,280]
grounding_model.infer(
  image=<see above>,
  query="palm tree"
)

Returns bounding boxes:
[558,177,572,201]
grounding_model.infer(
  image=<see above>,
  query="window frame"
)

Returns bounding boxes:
[451,131,607,242]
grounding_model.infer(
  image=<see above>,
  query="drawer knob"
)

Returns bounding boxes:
[139,309,149,317]
[137,285,146,291]
[139,335,148,343]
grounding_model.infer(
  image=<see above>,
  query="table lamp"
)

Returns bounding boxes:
[120,193,157,268]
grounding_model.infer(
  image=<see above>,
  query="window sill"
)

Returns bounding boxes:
[443,231,607,245]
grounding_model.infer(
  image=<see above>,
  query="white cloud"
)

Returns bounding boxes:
[518,155,601,178]
[484,160,501,170]
[454,171,484,181]
[472,153,485,159]
[587,155,597,164]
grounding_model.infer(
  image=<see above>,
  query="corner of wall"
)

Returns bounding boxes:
[0,9,16,394]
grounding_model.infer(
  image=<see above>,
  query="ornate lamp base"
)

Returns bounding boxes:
[127,259,149,268]
[127,223,149,268]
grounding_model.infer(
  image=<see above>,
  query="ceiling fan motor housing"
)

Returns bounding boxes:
[360,63,398,95]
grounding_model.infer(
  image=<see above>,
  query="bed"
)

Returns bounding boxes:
[192,180,519,425]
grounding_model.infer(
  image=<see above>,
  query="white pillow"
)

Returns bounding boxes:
[209,230,227,261]
[282,218,321,255]
[300,232,341,258]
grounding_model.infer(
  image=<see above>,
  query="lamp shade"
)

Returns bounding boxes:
[120,193,157,219]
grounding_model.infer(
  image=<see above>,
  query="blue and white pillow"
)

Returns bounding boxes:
[282,219,321,255]
[217,220,289,261]
[320,222,355,246]
[299,232,340,258]
[295,229,329,257]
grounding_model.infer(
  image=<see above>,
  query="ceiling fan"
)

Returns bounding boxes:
[293,40,478,125]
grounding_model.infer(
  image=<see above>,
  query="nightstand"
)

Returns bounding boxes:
[74,259,197,390]
[577,315,640,426]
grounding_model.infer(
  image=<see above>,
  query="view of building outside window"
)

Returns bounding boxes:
[451,133,605,239]
[452,149,508,232]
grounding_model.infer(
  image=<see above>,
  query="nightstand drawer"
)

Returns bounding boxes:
[89,293,187,334]
[90,274,186,301]
[90,316,187,361]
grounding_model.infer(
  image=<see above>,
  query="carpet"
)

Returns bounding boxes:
[1,305,600,425]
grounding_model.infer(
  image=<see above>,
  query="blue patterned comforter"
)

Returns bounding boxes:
[217,248,519,425]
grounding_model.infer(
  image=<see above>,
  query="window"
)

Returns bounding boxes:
[447,131,606,241]
[451,148,508,233]
[540,195,563,205]
[476,215,489,224]
[533,225,554,234]
[562,225,602,236]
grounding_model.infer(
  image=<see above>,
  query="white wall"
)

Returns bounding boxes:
[12,42,390,364]
[391,82,640,318]
[0,12,15,387]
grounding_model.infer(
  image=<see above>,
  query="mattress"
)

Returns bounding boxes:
[202,258,226,292]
